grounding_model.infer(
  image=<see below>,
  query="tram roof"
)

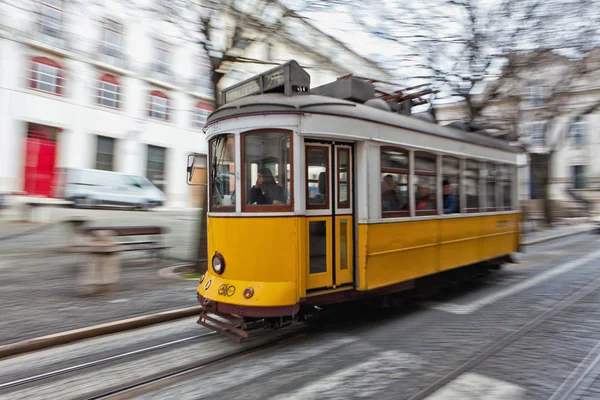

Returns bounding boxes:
[206,93,520,154]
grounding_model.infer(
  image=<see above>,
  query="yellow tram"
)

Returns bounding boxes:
[192,61,522,341]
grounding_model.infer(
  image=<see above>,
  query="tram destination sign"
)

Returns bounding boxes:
[221,60,310,105]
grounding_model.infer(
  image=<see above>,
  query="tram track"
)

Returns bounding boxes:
[83,327,309,400]
[0,332,216,393]
[407,273,600,400]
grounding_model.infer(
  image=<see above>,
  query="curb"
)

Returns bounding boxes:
[0,305,203,360]
[520,226,597,246]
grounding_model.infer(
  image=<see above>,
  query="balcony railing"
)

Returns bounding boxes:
[31,20,69,50]
[95,44,129,70]
[147,63,178,85]
[188,76,214,98]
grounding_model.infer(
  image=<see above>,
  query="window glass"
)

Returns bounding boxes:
[486,163,497,210]
[150,95,168,120]
[244,132,292,209]
[306,146,329,208]
[414,153,437,213]
[210,135,236,210]
[100,82,119,108]
[34,63,60,94]
[465,159,480,211]
[337,148,350,209]
[442,156,460,214]
[380,147,409,217]
[498,164,512,210]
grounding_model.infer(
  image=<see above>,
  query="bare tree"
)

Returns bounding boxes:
[476,50,600,225]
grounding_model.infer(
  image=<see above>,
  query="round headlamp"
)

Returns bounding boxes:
[212,252,225,274]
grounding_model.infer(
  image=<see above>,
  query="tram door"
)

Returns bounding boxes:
[305,141,354,292]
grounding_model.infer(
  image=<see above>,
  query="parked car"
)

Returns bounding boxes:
[55,168,166,210]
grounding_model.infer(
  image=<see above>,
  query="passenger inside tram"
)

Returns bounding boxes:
[415,184,435,210]
[248,167,285,205]
[381,174,405,211]
[443,180,458,214]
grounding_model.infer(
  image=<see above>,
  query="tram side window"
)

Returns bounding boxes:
[486,163,497,211]
[442,156,460,214]
[243,131,292,211]
[414,152,437,215]
[465,159,480,212]
[498,164,513,210]
[380,147,409,217]
[209,134,236,211]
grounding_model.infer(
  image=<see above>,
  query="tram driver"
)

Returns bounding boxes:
[248,167,285,205]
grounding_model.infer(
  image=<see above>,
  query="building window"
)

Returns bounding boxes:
[97,74,121,109]
[29,56,64,95]
[242,131,293,212]
[380,147,409,217]
[193,56,213,96]
[96,136,115,171]
[102,19,123,56]
[573,165,586,189]
[148,90,170,121]
[147,145,166,192]
[571,120,586,146]
[465,159,480,212]
[442,156,460,214]
[530,122,545,147]
[39,0,63,38]
[414,152,437,215]
[529,86,544,107]
[193,102,213,129]
[153,39,170,75]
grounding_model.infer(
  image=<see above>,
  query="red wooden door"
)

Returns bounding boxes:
[23,138,57,197]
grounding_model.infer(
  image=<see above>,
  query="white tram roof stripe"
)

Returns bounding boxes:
[206,93,521,155]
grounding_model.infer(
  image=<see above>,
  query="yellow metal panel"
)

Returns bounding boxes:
[362,219,439,290]
[335,216,354,286]
[197,273,297,306]
[357,224,369,290]
[438,217,483,271]
[207,216,299,284]
[306,216,333,290]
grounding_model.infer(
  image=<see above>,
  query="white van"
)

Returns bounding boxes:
[56,168,166,209]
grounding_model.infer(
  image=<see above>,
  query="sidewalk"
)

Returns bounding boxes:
[521,221,596,245]
[0,217,595,349]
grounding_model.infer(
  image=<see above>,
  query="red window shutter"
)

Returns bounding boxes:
[100,74,120,85]
[196,102,214,111]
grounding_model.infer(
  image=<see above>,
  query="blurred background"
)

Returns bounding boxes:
[0,0,599,334]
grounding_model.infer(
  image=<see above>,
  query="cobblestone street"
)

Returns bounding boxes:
[1,226,600,399]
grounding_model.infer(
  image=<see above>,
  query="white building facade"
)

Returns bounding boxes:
[433,50,600,208]
[0,0,389,208]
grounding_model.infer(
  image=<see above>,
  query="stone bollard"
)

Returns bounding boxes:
[77,230,121,296]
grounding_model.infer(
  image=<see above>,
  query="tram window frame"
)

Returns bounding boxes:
[414,151,438,216]
[209,133,236,213]
[442,156,460,214]
[337,147,351,210]
[485,162,497,212]
[306,145,330,210]
[465,159,480,213]
[241,129,294,213]
[380,146,410,218]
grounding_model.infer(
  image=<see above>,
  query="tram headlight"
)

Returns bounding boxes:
[243,287,254,299]
[212,252,225,274]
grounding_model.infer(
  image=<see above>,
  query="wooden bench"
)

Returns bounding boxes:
[78,226,171,264]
